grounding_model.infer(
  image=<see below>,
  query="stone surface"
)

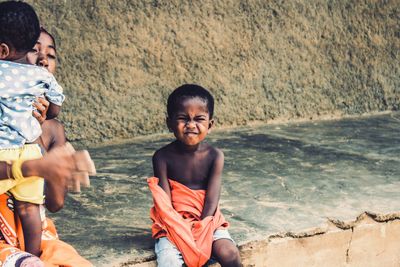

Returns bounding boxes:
[27,0,400,145]
[46,112,400,266]
[127,214,400,266]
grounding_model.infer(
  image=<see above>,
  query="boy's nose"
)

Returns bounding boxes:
[186,120,196,128]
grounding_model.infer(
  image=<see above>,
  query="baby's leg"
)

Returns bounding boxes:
[155,237,184,267]
[15,200,42,256]
[212,230,241,267]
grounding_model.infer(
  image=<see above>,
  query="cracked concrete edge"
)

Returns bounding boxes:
[327,211,400,230]
[120,211,400,266]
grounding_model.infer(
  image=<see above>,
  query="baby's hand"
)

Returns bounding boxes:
[32,97,49,124]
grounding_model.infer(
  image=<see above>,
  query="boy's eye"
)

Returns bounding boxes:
[47,54,56,60]
[30,48,38,53]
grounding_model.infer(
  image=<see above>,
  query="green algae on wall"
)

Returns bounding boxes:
[27,0,399,145]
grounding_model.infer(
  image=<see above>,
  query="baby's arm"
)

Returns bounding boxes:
[14,201,42,256]
[152,150,171,200]
[201,149,224,219]
[45,102,61,120]
[44,73,64,119]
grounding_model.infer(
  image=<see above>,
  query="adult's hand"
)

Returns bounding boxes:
[22,143,76,183]
[32,97,49,124]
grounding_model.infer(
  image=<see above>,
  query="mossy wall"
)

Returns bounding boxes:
[27,0,399,144]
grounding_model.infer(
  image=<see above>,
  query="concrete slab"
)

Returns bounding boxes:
[48,112,400,266]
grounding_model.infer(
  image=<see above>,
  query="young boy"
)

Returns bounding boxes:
[0,0,64,259]
[149,84,242,267]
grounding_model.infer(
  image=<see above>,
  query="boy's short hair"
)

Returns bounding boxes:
[0,1,40,53]
[167,84,215,119]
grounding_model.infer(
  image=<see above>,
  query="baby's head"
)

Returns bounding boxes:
[0,1,40,61]
[167,84,215,146]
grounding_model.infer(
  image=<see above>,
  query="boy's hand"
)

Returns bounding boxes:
[32,97,49,124]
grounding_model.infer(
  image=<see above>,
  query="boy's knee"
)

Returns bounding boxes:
[216,245,241,266]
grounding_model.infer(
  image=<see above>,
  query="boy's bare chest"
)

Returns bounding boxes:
[166,154,213,190]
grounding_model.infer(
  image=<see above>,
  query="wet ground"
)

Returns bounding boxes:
[48,112,400,266]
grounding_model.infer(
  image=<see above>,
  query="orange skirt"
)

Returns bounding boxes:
[149,177,229,267]
[0,193,92,266]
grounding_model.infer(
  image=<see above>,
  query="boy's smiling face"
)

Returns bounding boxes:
[168,97,214,147]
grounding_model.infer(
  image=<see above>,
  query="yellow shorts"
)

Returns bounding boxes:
[0,144,44,204]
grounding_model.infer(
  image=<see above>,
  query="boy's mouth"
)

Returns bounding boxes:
[184,131,198,135]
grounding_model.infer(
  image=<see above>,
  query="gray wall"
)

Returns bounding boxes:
[29,0,399,145]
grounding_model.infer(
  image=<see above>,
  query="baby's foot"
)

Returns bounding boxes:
[17,255,44,267]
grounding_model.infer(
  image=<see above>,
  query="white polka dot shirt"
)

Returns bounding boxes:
[0,60,65,148]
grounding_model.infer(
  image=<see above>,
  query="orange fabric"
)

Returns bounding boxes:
[0,193,92,266]
[148,177,229,267]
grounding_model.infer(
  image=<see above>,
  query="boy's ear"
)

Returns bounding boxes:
[0,43,11,59]
[208,119,214,132]
[166,117,173,132]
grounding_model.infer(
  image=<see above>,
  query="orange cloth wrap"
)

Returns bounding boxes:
[148,177,229,267]
[0,193,92,266]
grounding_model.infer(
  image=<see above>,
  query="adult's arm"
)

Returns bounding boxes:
[0,145,75,185]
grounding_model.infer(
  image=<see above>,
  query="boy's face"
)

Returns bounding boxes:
[168,97,214,147]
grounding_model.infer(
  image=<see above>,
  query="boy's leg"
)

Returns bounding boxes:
[155,237,184,267]
[211,230,241,267]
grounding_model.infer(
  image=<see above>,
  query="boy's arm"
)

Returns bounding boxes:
[152,150,171,200]
[201,149,224,219]
[45,102,61,120]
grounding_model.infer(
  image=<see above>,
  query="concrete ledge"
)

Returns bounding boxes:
[119,212,400,267]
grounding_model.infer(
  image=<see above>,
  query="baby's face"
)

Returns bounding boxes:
[169,97,213,147]
[27,32,56,74]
